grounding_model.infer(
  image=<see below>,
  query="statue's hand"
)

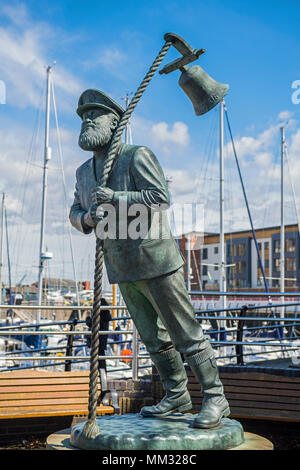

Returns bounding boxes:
[91,186,114,205]
[83,205,105,227]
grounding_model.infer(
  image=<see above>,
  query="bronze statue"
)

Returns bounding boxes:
[70,89,230,429]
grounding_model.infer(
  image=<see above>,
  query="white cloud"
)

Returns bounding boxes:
[151,122,190,149]
[96,47,126,69]
[0,4,82,110]
[231,124,279,161]
[130,115,190,156]
[277,110,294,121]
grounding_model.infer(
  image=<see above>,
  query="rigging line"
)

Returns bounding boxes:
[12,84,45,228]
[51,77,80,307]
[196,111,219,231]
[4,208,12,296]
[12,85,46,284]
[223,122,235,288]
[194,107,218,202]
[202,110,219,193]
[223,122,235,272]
[224,105,270,295]
[261,156,276,230]
[225,107,283,341]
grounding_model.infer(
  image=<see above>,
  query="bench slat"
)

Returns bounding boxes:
[191,397,300,411]
[188,383,300,397]
[0,398,93,407]
[0,391,94,400]
[187,370,300,383]
[0,370,114,420]
[0,377,98,386]
[0,384,95,393]
[0,405,113,419]
[0,370,90,378]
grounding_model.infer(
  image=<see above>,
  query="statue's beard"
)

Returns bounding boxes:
[78,123,113,151]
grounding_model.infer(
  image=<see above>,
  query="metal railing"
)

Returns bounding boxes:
[0,293,300,375]
[0,304,144,376]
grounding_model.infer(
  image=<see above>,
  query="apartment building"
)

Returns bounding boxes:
[177,224,300,291]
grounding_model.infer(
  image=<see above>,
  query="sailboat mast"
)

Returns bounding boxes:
[37,65,52,317]
[5,208,12,303]
[280,126,285,321]
[0,193,4,304]
[219,100,226,313]
[187,233,191,291]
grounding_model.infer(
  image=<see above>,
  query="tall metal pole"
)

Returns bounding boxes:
[0,193,5,304]
[187,233,191,291]
[220,100,226,321]
[50,76,80,311]
[5,209,12,303]
[37,66,52,321]
[280,126,285,323]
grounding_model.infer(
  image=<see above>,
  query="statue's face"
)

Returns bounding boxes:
[78,108,118,151]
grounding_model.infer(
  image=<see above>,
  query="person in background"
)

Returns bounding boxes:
[86,298,112,371]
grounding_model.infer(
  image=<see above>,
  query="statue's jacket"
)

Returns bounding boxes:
[69,144,184,284]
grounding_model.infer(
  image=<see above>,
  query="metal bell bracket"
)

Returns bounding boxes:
[159,32,205,75]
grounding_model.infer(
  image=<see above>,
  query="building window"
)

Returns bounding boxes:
[274,258,280,271]
[264,241,269,251]
[202,248,208,260]
[265,259,269,268]
[214,264,218,271]
[238,244,246,256]
[286,258,296,272]
[274,240,280,253]
[238,261,246,273]
[202,265,208,275]
[214,246,218,254]
[286,238,296,252]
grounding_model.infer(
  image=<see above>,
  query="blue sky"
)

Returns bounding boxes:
[3,0,300,132]
[1,1,300,285]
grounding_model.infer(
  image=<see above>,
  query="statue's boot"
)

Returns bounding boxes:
[185,350,230,429]
[141,348,192,417]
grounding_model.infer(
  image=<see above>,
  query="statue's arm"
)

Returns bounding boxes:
[113,146,170,210]
[69,172,93,235]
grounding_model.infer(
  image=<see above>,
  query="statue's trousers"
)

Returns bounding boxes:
[119,267,210,356]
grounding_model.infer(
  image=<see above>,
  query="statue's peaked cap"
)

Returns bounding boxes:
[77,89,125,119]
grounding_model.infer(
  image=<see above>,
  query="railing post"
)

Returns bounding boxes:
[236,305,247,366]
[132,325,138,381]
[65,317,77,371]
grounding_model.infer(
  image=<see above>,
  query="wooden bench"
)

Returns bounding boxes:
[0,370,114,419]
[187,365,300,423]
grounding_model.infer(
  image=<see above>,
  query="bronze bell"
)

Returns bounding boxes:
[178,64,229,116]
[159,33,229,116]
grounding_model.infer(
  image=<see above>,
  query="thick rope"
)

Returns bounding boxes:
[82,40,172,439]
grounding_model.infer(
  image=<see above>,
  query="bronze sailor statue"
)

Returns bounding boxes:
[70,84,230,429]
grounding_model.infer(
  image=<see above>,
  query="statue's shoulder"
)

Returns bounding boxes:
[121,144,156,165]
[75,157,93,177]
